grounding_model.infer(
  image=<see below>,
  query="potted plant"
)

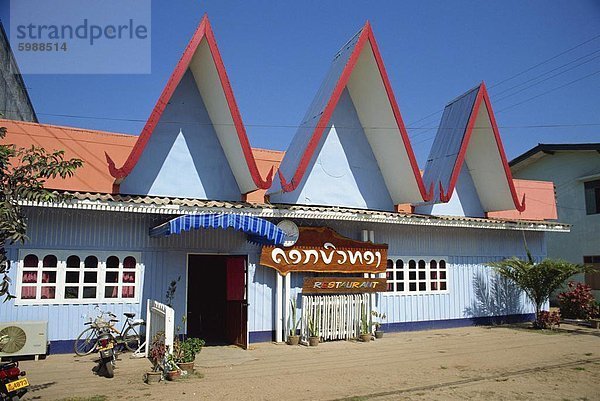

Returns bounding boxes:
[371,310,387,339]
[145,331,166,384]
[307,309,320,347]
[172,316,205,373]
[164,353,181,381]
[359,306,372,342]
[175,337,205,374]
[287,299,300,345]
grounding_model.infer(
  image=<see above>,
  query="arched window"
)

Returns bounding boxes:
[84,256,98,269]
[122,256,137,298]
[43,255,57,267]
[430,260,438,290]
[104,256,120,299]
[106,256,119,269]
[38,254,57,299]
[23,254,38,268]
[382,257,449,295]
[17,252,140,304]
[65,255,81,299]
[123,256,136,269]
[439,259,447,290]
[66,255,80,268]
[82,256,99,299]
[21,254,39,299]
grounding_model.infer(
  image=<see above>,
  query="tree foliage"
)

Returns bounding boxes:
[489,249,588,328]
[0,126,83,301]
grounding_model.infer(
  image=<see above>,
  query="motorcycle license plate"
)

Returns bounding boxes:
[98,342,114,351]
[6,377,29,392]
[99,342,114,358]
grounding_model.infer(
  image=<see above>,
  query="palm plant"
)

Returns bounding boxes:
[288,298,300,337]
[489,248,587,328]
[360,305,371,335]
[307,309,320,338]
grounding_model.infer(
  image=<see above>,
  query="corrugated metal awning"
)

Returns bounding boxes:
[21,191,571,233]
[149,213,286,245]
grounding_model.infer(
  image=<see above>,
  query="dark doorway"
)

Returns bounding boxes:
[187,255,247,348]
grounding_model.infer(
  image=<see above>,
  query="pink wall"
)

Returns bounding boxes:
[246,148,284,203]
[488,179,557,221]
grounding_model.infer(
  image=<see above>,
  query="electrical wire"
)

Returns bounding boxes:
[2,33,599,143]
[2,108,600,131]
[497,68,600,113]
[489,33,600,89]
[406,33,600,128]
[408,66,600,143]
[494,53,600,103]
[493,48,600,97]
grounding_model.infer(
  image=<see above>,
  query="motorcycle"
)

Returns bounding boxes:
[0,361,28,400]
[96,327,117,378]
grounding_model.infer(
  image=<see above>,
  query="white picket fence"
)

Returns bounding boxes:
[301,294,371,341]
[144,299,175,357]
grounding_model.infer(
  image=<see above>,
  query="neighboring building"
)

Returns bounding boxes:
[0,21,37,122]
[511,143,600,300]
[0,16,564,353]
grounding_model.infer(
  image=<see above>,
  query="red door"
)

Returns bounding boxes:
[225,256,248,349]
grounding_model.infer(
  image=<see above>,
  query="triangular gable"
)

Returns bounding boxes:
[270,89,396,210]
[267,22,431,205]
[105,15,272,194]
[420,83,525,212]
[118,70,243,200]
[416,164,485,217]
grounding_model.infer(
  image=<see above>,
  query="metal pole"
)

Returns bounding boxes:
[275,272,283,342]
[284,272,291,341]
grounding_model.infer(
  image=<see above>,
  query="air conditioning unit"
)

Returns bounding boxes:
[0,321,48,359]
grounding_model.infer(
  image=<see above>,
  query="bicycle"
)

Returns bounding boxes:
[74,307,145,356]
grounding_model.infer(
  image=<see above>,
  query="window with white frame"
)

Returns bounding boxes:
[385,257,449,294]
[16,251,142,305]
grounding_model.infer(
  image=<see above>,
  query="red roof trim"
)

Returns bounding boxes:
[278,22,432,201]
[106,15,273,190]
[439,83,525,212]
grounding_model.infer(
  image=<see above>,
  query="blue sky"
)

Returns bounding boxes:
[1,0,599,166]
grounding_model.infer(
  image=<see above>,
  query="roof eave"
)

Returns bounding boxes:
[18,193,570,233]
[510,143,600,170]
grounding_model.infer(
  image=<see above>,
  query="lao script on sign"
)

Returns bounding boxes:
[260,227,388,275]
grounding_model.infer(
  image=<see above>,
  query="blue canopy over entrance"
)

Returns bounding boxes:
[149,213,286,245]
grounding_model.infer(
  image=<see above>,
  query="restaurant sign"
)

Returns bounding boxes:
[259,227,388,275]
[302,278,387,294]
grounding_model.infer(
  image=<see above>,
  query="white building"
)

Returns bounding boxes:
[510,143,600,300]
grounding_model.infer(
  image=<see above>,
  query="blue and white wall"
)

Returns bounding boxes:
[1,207,544,351]
[286,221,542,332]
[3,207,273,350]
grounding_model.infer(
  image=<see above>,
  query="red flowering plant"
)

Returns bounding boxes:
[558,282,597,320]
[536,310,561,330]
[149,331,166,372]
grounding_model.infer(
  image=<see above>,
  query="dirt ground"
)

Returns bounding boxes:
[19,323,600,401]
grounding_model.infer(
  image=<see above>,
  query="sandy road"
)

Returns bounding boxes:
[20,324,600,401]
